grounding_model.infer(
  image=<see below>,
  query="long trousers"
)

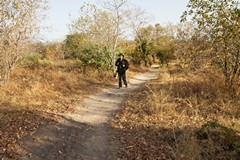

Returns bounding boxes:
[118,72,127,87]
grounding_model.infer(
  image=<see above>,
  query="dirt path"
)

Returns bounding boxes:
[16,65,159,160]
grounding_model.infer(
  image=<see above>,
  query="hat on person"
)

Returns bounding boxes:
[118,53,124,57]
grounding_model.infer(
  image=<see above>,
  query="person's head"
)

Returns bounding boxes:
[119,53,124,60]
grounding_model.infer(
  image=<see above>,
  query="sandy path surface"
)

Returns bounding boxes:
[16,65,159,160]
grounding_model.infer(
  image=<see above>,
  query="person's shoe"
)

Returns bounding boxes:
[125,84,128,88]
[118,86,122,89]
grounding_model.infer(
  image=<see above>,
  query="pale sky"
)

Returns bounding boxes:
[40,0,189,42]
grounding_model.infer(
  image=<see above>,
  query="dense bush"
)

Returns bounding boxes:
[156,50,176,65]
[133,24,176,66]
[181,0,240,86]
[64,33,112,70]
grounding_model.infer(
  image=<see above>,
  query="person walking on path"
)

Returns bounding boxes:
[115,53,129,89]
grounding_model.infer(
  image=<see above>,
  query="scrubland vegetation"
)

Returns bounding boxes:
[0,0,240,159]
[111,0,240,159]
[112,64,240,159]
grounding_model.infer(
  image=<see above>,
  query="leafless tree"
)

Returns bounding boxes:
[101,0,129,72]
[0,0,48,82]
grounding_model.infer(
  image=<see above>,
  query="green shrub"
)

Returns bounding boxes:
[64,33,112,70]
[18,53,43,67]
[198,120,240,149]
[156,50,176,65]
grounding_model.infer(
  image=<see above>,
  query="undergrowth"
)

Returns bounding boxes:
[112,64,240,159]
[0,59,146,159]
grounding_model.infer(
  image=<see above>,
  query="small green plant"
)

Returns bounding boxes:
[18,53,43,67]
[27,53,43,62]
[198,120,240,149]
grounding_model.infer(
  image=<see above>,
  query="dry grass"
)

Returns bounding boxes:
[0,60,113,158]
[0,60,113,114]
[126,64,149,80]
[112,64,240,159]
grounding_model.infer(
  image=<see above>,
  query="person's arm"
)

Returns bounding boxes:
[125,59,129,70]
[115,59,119,66]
